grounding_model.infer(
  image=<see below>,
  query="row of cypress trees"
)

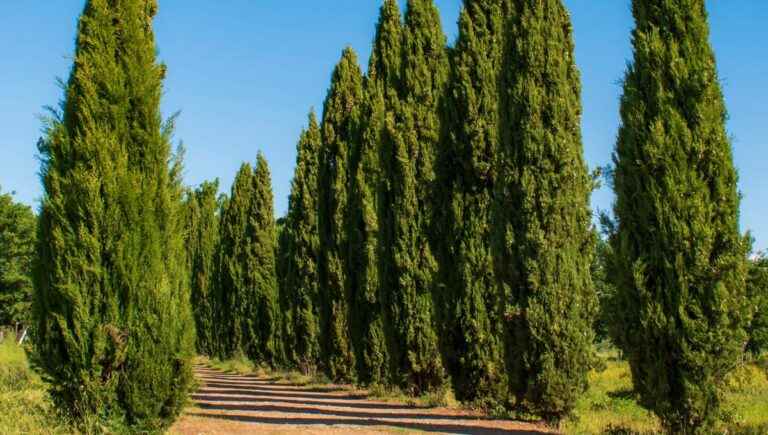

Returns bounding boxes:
[31,0,755,432]
[276,0,596,420]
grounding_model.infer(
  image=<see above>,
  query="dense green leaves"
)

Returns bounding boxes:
[279,113,323,371]
[609,0,750,432]
[348,0,402,387]
[317,48,364,382]
[219,156,279,365]
[747,255,768,355]
[33,0,194,429]
[439,0,510,405]
[183,180,221,356]
[0,188,36,327]
[378,0,449,394]
[494,0,596,420]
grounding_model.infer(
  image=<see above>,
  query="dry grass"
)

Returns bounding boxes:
[0,339,72,435]
[562,349,768,434]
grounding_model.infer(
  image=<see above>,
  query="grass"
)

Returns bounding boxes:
[0,338,72,435]
[562,349,768,434]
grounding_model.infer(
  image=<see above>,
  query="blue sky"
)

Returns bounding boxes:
[1,1,766,251]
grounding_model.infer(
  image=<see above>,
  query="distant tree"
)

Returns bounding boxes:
[33,0,194,429]
[381,0,449,394]
[219,163,255,358]
[219,156,279,366]
[280,112,323,372]
[0,188,36,328]
[494,0,596,421]
[747,254,768,355]
[439,0,511,405]
[348,0,402,386]
[609,0,750,431]
[592,232,616,343]
[251,154,280,365]
[318,48,363,382]
[184,180,221,356]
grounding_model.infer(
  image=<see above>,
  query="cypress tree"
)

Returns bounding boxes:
[609,1,750,430]
[440,0,510,405]
[33,0,194,429]
[282,112,323,372]
[494,0,596,420]
[219,163,255,359]
[348,0,402,386]
[184,180,221,356]
[318,48,363,382]
[382,0,449,394]
[251,153,280,366]
[219,156,280,366]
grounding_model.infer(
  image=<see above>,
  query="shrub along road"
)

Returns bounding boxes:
[170,365,554,434]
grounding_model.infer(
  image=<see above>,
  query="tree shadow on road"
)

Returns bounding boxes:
[187,412,552,435]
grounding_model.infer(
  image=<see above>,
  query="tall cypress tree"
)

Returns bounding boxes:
[318,48,363,382]
[349,0,402,387]
[184,180,221,356]
[282,112,323,372]
[219,157,279,365]
[382,0,449,394]
[33,0,194,429]
[495,0,596,420]
[251,153,280,366]
[440,0,510,405]
[218,163,256,359]
[609,0,750,431]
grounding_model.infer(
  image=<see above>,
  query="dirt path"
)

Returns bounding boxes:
[170,365,555,434]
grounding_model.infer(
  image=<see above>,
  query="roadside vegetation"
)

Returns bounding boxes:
[0,338,70,435]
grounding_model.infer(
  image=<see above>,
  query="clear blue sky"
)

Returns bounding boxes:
[1,1,766,251]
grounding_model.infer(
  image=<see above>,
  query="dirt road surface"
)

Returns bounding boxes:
[170,365,556,435]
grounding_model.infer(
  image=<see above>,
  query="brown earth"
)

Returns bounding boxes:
[170,365,557,435]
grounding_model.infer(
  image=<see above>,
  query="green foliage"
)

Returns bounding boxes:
[609,0,750,432]
[0,340,75,435]
[747,255,768,355]
[318,48,363,383]
[380,0,450,395]
[33,0,194,430]
[348,0,402,387]
[439,0,510,405]
[183,180,221,356]
[494,0,596,421]
[280,112,323,372]
[0,188,36,327]
[218,155,279,366]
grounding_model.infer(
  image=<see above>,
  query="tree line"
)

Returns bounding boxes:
[5,0,763,433]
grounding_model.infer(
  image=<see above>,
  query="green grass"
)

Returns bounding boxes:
[0,338,72,435]
[562,350,768,434]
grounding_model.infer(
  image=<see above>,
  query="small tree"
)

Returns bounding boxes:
[747,255,768,355]
[0,188,36,330]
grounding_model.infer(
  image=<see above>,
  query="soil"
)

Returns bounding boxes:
[169,365,557,434]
